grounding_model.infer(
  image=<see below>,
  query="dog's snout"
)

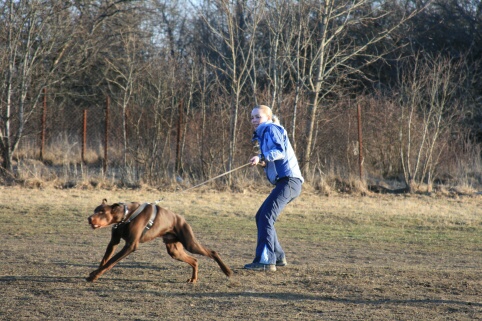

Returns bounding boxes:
[88,216,92,224]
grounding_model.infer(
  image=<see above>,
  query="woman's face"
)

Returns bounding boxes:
[251,108,269,130]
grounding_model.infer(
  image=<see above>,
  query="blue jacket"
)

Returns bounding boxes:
[253,121,304,185]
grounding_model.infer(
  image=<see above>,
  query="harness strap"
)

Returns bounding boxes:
[114,203,157,234]
[114,203,148,230]
[144,204,157,231]
[123,204,129,220]
[124,203,149,224]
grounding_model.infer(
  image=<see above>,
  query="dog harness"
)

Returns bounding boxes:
[114,203,158,233]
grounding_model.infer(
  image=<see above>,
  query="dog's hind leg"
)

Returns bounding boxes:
[165,242,199,283]
[177,224,233,278]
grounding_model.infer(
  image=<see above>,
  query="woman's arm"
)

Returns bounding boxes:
[262,126,286,162]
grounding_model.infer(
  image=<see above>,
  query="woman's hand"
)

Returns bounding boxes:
[250,156,266,167]
[250,155,260,166]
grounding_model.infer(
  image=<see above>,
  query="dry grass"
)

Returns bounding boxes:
[11,140,482,194]
[0,187,481,320]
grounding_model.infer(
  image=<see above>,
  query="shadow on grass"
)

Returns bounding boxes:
[49,260,170,270]
[191,291,482,308]
[1,275,481,309]
[0,275,159,284]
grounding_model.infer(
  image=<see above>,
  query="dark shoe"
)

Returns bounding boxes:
[244,262,276,272]
[276,258,288,267]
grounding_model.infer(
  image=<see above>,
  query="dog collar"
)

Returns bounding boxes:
[122,204,129,222]
[113,203,129,229]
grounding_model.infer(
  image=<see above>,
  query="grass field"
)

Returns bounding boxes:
[0,186,481,320]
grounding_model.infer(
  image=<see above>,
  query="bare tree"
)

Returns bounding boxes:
[197,0,264,182]
[0,0,77,177]
[104,29,146,169]
[397,54,470,192]
[293,0,428,178]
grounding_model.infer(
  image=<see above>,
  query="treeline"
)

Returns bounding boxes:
[1,0,481,191]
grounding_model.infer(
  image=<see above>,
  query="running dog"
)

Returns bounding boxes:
[87,199,233,283]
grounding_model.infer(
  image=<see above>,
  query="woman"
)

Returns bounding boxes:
[244,105,304,272]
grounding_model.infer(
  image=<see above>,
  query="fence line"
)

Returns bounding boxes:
[29,90,370,185]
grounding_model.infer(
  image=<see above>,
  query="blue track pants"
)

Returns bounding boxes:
[254,177,302,264]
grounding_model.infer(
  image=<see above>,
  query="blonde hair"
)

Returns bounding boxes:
[254,105,280,125]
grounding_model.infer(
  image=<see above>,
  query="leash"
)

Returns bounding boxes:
[155,162,252,202]
[181,162,251,193]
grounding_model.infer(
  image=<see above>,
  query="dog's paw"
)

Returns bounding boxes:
[86,271,99,282]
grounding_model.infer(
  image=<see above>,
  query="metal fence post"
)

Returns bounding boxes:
[357,103,364,181]
[82,109,87,164]
[175,99,183,174]
[40,88,47,161]
[104,96,110,174]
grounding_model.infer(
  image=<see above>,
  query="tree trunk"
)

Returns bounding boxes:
[301,1,331,178]
[228,91,239,185]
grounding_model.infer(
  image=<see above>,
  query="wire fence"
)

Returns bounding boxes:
[14,89,478,190]
[16,90,368,188]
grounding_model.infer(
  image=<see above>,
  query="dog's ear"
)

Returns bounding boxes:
[102,198,107,204]
[110,203,122,213]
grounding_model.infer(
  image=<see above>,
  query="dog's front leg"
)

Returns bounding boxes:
[87,241,138,282]
[86,234,120,281]
[86,243,118,281]
[99,240,118,268]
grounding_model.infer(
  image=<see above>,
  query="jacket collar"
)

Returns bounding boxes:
[254,120,273,138]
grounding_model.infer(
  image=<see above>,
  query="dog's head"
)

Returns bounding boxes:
[88,199,124,229]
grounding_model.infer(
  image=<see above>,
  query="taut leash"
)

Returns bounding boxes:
[155,162,252,203]
[180,162,251,193]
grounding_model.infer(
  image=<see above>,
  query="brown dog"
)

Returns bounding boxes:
[87,199,233,283]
